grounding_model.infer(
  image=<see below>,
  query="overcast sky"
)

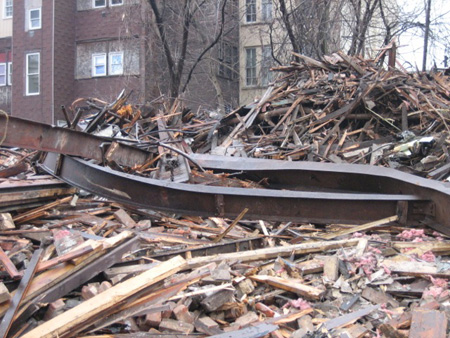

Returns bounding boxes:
[396,0,450,70]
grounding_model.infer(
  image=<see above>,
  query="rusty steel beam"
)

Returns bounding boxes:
[3,116,450,229]
[39,152,430,225]
[0,115,151,168]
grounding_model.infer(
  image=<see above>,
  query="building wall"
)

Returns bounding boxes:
[0,0,12,112]
[53,0,76,122]
[7,0,239,123]
[239,0,279,106]
[12,0,53,123]
[0,0,12,38]
[74,0,144,105]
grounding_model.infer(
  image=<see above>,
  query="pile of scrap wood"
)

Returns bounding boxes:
[64,51,450,181]
[210,52,450,179]
[0,158,449,337]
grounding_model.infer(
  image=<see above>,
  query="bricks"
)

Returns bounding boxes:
[144,311,162,328]
[159,318,194,334]
[173,304,195,324]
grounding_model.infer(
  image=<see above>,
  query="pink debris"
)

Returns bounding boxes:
[432,231,444,241]
[282,298,311,310]
[352,232,364,238]
[382,265,392,275]
[423,286,449,300]
[397,229,425,240]
[368,246,382,255]
[420,251,436,262]
[355,252,378,276]
[430,277,448,288]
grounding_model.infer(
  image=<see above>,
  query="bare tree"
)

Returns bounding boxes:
[146,0,235,105]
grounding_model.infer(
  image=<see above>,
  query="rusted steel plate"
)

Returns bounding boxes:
[0,115,151,168]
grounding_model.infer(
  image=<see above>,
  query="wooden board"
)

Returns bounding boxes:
[21,255,186,338]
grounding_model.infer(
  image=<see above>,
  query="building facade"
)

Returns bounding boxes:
[0,0,12,113]
[3,0,239,124]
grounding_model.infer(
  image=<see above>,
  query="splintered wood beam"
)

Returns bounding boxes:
[13,196,72,224]
[187,238,359,269]
[0,247,22,279]
[321,215,398,240]
[213,208,248,243]
[21,256,187,338]
[0,248,42,338]
[250,275,325,300]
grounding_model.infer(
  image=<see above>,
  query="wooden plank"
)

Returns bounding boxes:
[0,232,134,318]
[409,309,447,338]
[0,283,10,304]
[113,209,136,228]
[0,247,21,279]
[187,238,359,269]
[21,256,187,338]
[0,249,42,338]
[36,244,94,272]
[250,275,324,300]
[383,257,450,278]
[321,215,398,240]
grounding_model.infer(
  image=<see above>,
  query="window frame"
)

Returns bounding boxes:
[245,48,257,86]
[262,0,272,22]
[109,0,124,7]
[245,0,256,23]
[108,52,124,75]
[93,0,106,8]
[92,53,107,77]
[0,63,6,87]
[4,0,12,18]
[29,8,42,30]
[7,62,12,86]
[26,53,40,96]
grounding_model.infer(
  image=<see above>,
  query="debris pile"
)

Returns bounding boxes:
[210,52,450,179]
[0,162,449,337]
[1,51,450,337]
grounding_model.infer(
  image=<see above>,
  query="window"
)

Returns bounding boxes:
[7,62,12,86]
[246,0,256,23]
[4,0,12,18]
[246,48,257,86]
[109,52,123,75]
[110,0,123,6]
[26,53,40,95]
[261,46,273,86]
[219,41,238,80]
[92,53,107,76]
[262,0,272,21]
[29,8,41,30]
[0,64,5,86]
[93,0,106,8]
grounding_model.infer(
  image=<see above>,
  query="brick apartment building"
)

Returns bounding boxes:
[0,0,239,124]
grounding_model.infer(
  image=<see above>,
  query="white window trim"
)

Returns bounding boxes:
[109,0,123,7]
[0,63,6,86]
[29,8,42,30]
[93,0,106,8]
[26,53,40,96]
[245,47,257,87]
[109,52,124,75]
[92,53,107,77]
[3,0,12,19]
[245,0,256,23]
[7,62,12,86]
